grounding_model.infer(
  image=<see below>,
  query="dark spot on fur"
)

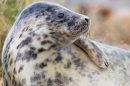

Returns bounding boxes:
[46,17,50,20]
[23,51,37,62]
[54,72,64,85]
[30,32,38,36]
[39,62,47,69]
[10,58,13,66]
[30,47,36,51]
[36,81,42,85]
[50,32,56,34]
[7,54,11,64]
[36,23,45,28]
[41,10,44,15]
[49,44,57,49]
[74,59,85,70]
[23,26,30,32]
[55,72,61,78]
[37,37,41,40]
[12,75,16,85]
[41,40,53,45]
[74,59,80,64]
[55,79,63,85]
[87,74,92,79]
[64,61,72,69]
[7,72,11,80]
[92,70,100,75]
[15,52,22,62]
[5,80,8,86]
[47,79,53,86]
[41,72,46,79]
[18,65,24,73]
[67,20,75,27]
[43,34,48,38]
[69,77,73,82]
[45,59,50,63]
[13,67,17,74]
[38,48,45,53]
[8,53,11,59]
[55,53,62,62]
[19,34,23,38]
[16,49,37,62]
[17,37,32,48]
[4,55,7,63]
[29,28,32,31]
[36,15,38,18]
[46,6,53,12]
[5,64,8,70]
[30,73,41,83]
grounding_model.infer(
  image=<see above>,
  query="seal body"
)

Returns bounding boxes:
[2,1,130,86]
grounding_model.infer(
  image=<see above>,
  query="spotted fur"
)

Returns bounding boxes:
[2,1,129,86]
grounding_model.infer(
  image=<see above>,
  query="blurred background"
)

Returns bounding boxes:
[0,0,130,85]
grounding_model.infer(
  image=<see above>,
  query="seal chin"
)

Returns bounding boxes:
[61,29,73,37]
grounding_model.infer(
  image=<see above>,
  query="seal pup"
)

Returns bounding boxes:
[2,2,109,86]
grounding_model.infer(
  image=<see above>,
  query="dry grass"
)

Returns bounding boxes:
[0,0,34,85]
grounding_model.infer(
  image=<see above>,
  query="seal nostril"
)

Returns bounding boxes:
[85,18,89,23]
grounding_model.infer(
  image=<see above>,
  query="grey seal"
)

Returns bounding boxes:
[2,2,109,86]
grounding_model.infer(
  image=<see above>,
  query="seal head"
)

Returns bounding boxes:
[11,2,90,51]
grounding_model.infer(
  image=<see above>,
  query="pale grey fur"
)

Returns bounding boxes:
[2,1,129,86]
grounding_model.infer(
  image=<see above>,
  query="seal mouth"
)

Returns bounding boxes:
[70,24,89,35]
[62,23,90,37]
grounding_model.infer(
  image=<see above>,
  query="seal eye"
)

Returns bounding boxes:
[58,13,64,18]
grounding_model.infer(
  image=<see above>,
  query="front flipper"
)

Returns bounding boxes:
[74,36,109,69]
